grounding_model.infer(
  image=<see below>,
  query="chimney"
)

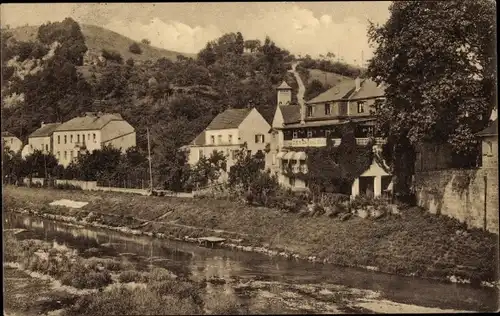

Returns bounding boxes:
[355,77,361,91]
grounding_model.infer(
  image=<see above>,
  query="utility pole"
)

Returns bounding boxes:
[147,128,153,192]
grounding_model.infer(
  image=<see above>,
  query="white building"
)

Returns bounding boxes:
[2,131,23,153]
[52,112,136,167]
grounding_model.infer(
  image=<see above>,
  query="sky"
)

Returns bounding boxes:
[1,2,392,65]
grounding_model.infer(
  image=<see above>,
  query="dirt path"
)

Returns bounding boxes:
[289,61,306,106]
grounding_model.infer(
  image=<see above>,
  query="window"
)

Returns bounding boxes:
[486,141,493,156]
[70,151,74,159]
[64,151,67,159]
[211,135,215,144]
[292,131,298,139]
[289,177,296,187]
[70,134,73,143]
[199,149,204,158]
[88,133,90,141]
[247,150,252,156]
[45,144,49,152]
[325,130,331,138]
[64,135,67,144]
[57,135,60,144]
[77,134,80,143]
[82,134,85,142]
[255,134,265,143]
[217,135,222,144]
[93,133,96,142]
[306,105,313,117]
[357,101,365,113]
[324,103,331,115]
[307,130,313,138]
[228,134,233,144]
[231,150,237,160]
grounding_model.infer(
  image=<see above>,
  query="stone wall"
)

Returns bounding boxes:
[55,179,98,191]
[414,167,499,234]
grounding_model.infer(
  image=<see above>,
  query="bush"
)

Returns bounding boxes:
[129,42,142,55]
[61,262,112,289]
[119,270,148,283]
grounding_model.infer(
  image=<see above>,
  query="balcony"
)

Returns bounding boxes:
[283,137,386,148]
[355,137,386,146]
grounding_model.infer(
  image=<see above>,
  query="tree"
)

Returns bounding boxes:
[228,144,265,192]
[22,150,60,180]
[190,150,227,188]
[198,42,217,67]
[304,79,327,101]
[101,49,123,64]
[37,17,87,66]
[235,32,244,55]
[141,38,151,45]
[367,0,496,196]
[129,42,142,55]
[244,39,261,53]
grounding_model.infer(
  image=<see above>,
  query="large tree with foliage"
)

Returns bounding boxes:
[367,0,496,196]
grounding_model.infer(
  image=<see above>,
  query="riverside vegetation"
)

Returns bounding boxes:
[4,231,244,315]
[4,185,498,286]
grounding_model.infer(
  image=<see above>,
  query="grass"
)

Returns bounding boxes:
[8,24,195,63]
[4,186,499,284]
[306,68,352,86]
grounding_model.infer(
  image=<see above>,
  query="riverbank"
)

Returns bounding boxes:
[4,186,499,286]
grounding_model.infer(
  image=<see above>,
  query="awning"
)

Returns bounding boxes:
[276,152,285,159]
[283,151,295,160]
[295,151,307,160]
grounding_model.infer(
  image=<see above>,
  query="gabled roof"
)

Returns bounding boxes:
[279,104,302,124]
[307,79,356,104]
[277,81,292,90]
[29,123,61,138]
[55,113,124,132]
[205,108,252,130]
[191,131,206,146]
[348,78,385,100]
[477,119,498,137]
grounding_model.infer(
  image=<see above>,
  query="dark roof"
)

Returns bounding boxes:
[205,108,252,130]
[349,78,385,100]
[477,119,498,137]
[307,79,356,104]
[29,123,61,138]
[55,113,124,132]
[306,78,385,104]
[279,104,301,124]
[191,131,206,145]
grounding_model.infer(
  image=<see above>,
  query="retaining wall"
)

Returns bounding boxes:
[414,167,499,234]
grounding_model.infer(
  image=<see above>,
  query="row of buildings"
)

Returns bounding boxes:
[184,77,391,198]
[2,112,136,167]
[183,76,498,199]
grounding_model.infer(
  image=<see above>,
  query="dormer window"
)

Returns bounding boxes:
[324,103,331,115]
[357,101,365,113]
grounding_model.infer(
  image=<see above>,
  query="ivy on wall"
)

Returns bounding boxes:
[305,122,374,195]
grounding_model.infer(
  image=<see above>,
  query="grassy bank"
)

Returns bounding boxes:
[4,186,499,285]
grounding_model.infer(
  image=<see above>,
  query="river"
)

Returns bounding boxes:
[4,213,498,313]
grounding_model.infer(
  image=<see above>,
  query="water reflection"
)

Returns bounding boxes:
[4,212,497,312]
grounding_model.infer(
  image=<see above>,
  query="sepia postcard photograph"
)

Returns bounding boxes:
[1,1,498,315]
